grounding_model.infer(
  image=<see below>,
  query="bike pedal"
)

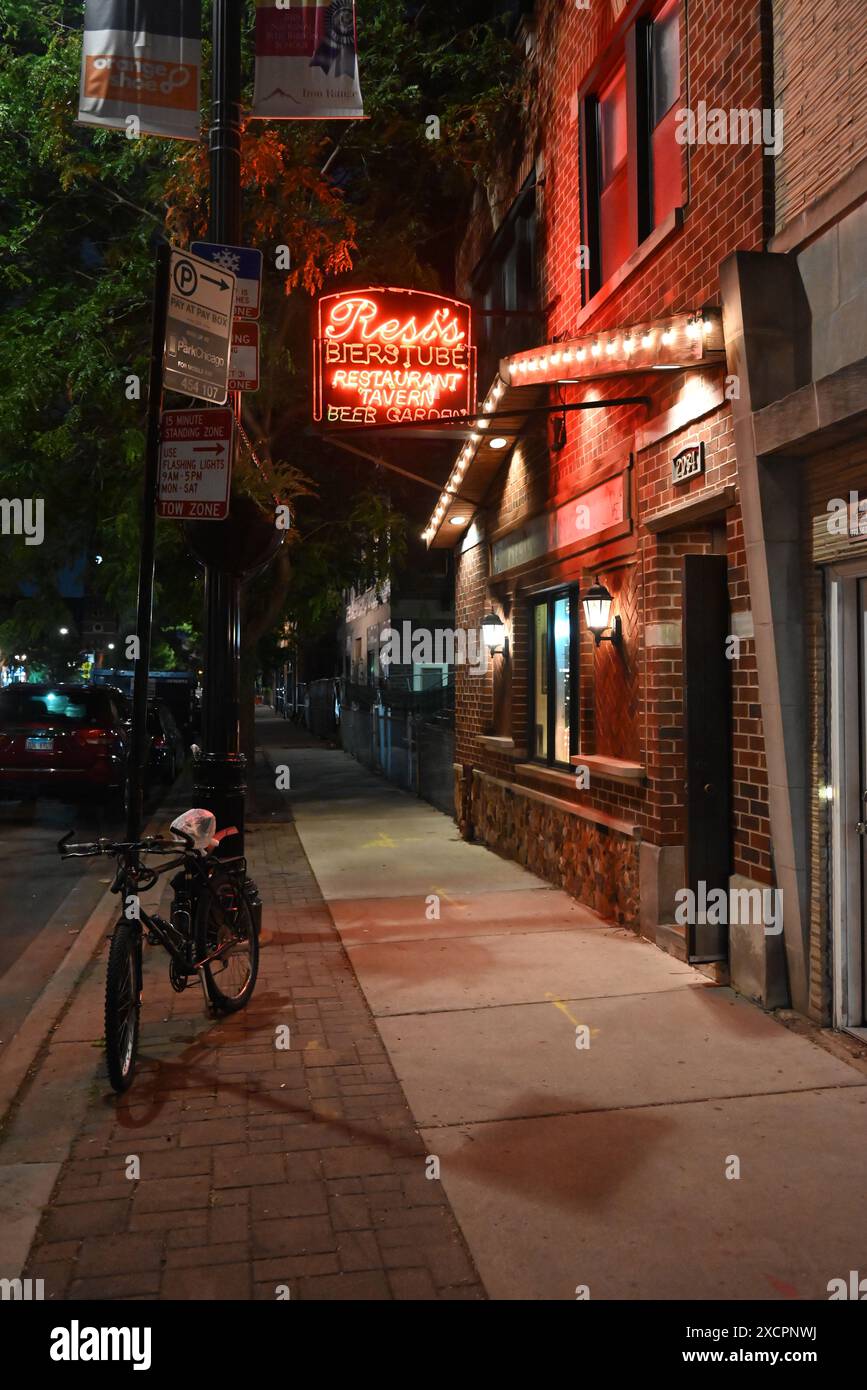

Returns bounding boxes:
[169,957,194,993]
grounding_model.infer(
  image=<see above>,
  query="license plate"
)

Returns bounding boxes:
[25,736,54,752]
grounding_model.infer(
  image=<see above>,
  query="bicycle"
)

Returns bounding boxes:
[58,824,262,1093]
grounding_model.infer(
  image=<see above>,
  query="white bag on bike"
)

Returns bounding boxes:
[170,809,219,854]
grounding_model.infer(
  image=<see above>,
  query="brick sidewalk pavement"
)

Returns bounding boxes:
[20,783,485,1301]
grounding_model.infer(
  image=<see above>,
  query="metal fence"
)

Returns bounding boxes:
[416,719,456,816]
[342,677,454,718]
[305,678,340,740]
[339,685,455,816]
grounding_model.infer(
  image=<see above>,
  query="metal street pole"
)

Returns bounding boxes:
[127,240,171,844]
[194,0,246,853]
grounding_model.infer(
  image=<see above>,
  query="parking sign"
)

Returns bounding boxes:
[163,249,236,404]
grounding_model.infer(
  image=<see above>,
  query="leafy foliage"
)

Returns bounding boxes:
[0,0,523,676]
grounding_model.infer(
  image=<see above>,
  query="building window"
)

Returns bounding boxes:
[598,64,632,285]
[529,588,579,767]
[471,175,539,386]
[650,0,681,227]
[581,1,682,299]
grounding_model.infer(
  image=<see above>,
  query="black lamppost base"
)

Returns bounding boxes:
[184,498,283,855]
[193,751,247,854]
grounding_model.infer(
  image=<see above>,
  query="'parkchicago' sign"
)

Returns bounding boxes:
[313,287,476,427]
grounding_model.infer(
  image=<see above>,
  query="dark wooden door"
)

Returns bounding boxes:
[682,554,732,961]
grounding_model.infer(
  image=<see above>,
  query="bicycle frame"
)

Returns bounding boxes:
[58,831,250,978]
[114,848,250,975]
[59,828,260,1094]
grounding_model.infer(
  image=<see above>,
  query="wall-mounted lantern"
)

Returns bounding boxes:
[581,578,622,648]
[481,611,507,654]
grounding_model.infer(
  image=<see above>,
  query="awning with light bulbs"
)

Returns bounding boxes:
[423,308,725,548]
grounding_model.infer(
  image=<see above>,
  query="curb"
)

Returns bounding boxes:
[0,747,281,1137]
[0,881,116,1135]
[0,886,117,1282]
[0,785,189,1136]
[0,789,190,1279]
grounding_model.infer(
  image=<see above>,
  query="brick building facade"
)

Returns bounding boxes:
[721,0,867,1023]
[422,0,867,1019]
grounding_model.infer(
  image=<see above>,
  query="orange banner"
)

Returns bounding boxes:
[83,55,198,112]
[78,1,202,140]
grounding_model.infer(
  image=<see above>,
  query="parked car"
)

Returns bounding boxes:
[146,698,185,786]
[93,669,199,743]
[0,683,128,804]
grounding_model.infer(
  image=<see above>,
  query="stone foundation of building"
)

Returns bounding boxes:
[455,765,640,927]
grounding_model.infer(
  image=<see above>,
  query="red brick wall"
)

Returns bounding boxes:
[527,0,773,343]
[637,406,772,882]
[454,536,498,769]
[773,0,867,234]
[452,0,776,921]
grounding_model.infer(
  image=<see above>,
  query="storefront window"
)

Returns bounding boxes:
[553,595,572,763]
[533,601,548,759]
[530,589,579,767]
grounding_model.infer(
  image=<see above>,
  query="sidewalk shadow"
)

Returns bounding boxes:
[109,991,428,1163]
[432,1096,675,1213]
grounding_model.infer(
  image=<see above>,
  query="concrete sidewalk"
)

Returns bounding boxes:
[5,711,867,1303]
[2,735,483,1301]
[263,716,867,1301]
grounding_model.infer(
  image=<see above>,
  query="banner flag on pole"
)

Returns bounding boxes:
[252,0,364,120]
[77,0,202,141]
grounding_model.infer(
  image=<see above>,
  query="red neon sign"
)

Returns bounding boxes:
[313,287,476,427]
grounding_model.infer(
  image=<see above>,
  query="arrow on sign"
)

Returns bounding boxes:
[192,445,224,455]
[202,274,231,292]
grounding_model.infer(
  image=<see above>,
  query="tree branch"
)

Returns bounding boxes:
[241,545,293,651]
[83,174,164,226]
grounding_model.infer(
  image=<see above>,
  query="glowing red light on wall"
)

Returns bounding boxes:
[313,287,476,427]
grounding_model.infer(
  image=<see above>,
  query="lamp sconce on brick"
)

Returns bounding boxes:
[582,578,623,648]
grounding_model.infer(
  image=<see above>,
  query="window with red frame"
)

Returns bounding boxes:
[650,0,681,227]
[581,1,683,300]
[598,65,632,286]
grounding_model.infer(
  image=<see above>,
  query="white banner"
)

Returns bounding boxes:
[252,0,364,121]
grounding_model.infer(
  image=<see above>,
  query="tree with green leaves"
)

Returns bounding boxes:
[0,0,523,735]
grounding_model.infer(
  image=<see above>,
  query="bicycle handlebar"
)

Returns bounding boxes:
[57,827,196,859]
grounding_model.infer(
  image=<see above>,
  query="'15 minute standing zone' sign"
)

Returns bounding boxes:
[313,287,476,427]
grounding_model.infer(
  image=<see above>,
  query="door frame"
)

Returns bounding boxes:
[682,551,732,962]
[827,559,866,1030]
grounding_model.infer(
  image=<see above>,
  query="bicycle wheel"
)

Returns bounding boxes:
[195,869,259,1013]
[104,919,142,1092]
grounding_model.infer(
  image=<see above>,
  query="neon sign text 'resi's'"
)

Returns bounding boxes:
[324,296,466,348]
[313,287,476,427]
